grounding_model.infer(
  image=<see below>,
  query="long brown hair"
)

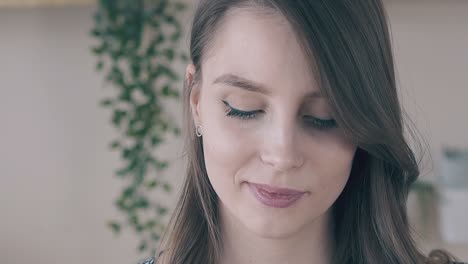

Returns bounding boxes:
[156,0,460,263]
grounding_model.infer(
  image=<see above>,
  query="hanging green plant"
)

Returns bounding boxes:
[90,0,189,257]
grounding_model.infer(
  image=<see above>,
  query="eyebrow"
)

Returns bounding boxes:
[213,73,322,98]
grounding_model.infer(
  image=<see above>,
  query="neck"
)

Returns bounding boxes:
[219,202,335,264]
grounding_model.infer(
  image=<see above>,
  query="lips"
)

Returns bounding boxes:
[247,182,306,195]
[247,182,306,208]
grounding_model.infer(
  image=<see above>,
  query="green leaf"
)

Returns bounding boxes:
[116,167,130,177]
[157,206,168,216]
[138,240,147,252]
[162,49,175,60]
[131,61,141,78]
[122,186,135,197]
[91,45,105,55]
[170,30,181,42]
[110,140,120,149]
[161,85,170,96]
[145,179,159,189]
[151,135,162,146]
[153,160,168,170]
[180,52,189,62]
[129,213,139,225]
[107,221,121,235]
[112,110,127,127]
[146,220,157,229]
[172,127,181,136]
[172,2,186,11]
[160,121,168,132]
[91,28,101,37]
[96,60,105,71]
[135,196,149,209]
[93,11,103,23]
[151,233,160,241]
[136,224,145,233]
[135,161,148,180]
[162,182,171,193]
[100,99,113,107]
[163,15,175,24]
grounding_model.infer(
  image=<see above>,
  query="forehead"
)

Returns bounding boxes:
[202,7,319,96]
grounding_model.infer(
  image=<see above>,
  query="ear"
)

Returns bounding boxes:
[186,63,202,126]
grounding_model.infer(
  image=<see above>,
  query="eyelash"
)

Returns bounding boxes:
[222,100,338,131]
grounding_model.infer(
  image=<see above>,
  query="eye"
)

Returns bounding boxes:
[222,100,338,130]
[222,100,262,120]
[303,116,338,130]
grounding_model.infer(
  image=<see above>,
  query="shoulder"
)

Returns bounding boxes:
[138,257,155,264]
[139,249,165,264]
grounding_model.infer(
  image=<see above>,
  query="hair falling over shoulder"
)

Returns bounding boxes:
[153,0,462,263]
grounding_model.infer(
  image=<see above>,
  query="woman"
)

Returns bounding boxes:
[144,0,463,263]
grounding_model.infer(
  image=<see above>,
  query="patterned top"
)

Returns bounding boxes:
[139,249,164,264]
[139,258,155,264]
[138,256,465,264]
[138,248,467,264]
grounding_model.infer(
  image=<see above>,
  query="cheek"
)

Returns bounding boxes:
[200,100,256,189]
[307,135,356,201]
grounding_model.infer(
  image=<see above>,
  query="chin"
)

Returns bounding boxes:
[244,214,305,240]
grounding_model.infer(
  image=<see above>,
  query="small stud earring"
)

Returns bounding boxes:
[195,125,203,137]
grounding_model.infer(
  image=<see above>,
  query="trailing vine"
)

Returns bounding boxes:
[90,0,188,256]
[89,0,438,256]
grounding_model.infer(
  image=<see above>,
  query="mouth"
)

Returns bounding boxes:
[246,182,307,195]
[246,182,306,208]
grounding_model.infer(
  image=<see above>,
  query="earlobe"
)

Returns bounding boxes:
[190,86,201,125]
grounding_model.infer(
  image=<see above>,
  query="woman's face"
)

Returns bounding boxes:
[188,8,357,239]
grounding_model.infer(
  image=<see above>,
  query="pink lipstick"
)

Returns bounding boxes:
[247,182,306,208]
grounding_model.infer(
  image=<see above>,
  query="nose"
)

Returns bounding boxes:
[260,119,305,172]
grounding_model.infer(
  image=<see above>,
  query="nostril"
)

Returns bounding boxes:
[260,152,304,172]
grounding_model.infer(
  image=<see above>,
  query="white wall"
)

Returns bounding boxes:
[387,0,468,164]
[0,1,467,263]
[385,1,468,259]
[0,5,188,263]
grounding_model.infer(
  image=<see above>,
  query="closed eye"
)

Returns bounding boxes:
[303,116,338,130]
[222,100,338,130]
[223,100,262,120]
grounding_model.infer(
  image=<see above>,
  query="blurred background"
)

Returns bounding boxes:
[0,0,467,263]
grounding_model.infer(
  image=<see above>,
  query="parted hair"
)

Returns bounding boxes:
[156,0,461,263]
